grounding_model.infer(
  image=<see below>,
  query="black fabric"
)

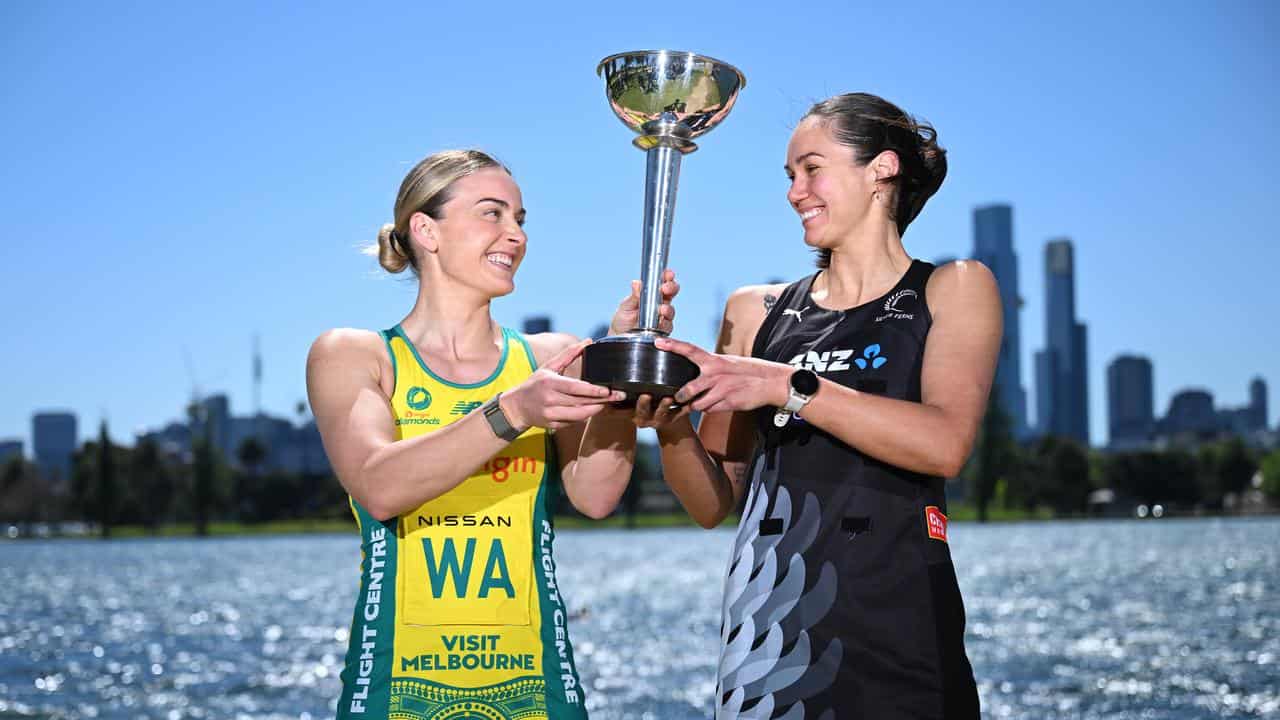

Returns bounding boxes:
[719,260,979,719]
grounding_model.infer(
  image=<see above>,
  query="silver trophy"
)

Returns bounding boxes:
[582,50,746,400]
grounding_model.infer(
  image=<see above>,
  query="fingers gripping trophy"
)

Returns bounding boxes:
[582,50,746,401]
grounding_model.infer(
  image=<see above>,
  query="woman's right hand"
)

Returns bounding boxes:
[625,393,694,432]
[500,339,625,430]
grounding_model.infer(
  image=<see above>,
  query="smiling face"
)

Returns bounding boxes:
[785,116,887,252]
[414,168,527,298]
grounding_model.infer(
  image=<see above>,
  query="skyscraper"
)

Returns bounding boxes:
[522,315,552,334]
[1162,389,1217,436]
[1107,355,1154,448]
[32,411,77,490]
[1250,376,1268,430]
[971,205,1027,436]
[1035,239,1089,445]
[0,440,23,466]
[193,394,232,459]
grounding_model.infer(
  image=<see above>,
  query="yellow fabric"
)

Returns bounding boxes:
[377,327,554,692]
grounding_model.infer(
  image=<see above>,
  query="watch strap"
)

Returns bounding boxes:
[482,393,524,442]
[782,369,818,413]
[782,392,810,413]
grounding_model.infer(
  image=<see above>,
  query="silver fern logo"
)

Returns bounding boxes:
[716,461,842,719]
[875,289,916,322]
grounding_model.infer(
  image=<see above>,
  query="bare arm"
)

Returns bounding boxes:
[526,333,637,520]
[541,269,683,519]
[307,330,619,522]
[651,285,782,527]
[664,261,1003,479]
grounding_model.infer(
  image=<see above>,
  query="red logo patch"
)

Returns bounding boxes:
[925,506,948,543]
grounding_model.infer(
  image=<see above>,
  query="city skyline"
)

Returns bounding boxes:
[4,302,1273,456]
[2,2,1276,452]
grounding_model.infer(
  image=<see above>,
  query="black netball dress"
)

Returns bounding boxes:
[714,260,979,720]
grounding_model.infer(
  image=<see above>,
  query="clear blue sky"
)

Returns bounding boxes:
[2,1,1276,449]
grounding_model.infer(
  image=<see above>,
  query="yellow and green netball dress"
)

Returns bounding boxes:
[337,325,587,720]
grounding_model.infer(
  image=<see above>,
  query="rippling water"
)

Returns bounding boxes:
[0,518,1276,719]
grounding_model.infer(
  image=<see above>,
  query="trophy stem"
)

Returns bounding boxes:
[636,144,684,333]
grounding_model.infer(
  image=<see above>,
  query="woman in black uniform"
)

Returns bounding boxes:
[635,93,1002,718]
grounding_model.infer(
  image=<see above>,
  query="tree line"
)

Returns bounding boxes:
[4,403,1278,535]
[965,389,1280,521]
[0,420,352,537]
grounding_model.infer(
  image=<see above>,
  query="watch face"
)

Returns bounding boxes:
[791,369,819,396]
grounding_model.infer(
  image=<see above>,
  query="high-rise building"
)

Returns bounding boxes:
[1036,238,1089,444]
[1216,377,1269,437]
[1034,349,1057,436]
[193,394,232,459]
[32,411,77,491]
[1250,377,1268,430]
[971,205,1027,436]
[0,439,23,465]
[1107,355,1154,448]
[1162,389,1217,436]
[522,316,552,334]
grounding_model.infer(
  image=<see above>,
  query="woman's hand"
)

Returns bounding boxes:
[501,340,625,430]
[609,269,680,335]
[655,337,793,414]
[625,393,695,430]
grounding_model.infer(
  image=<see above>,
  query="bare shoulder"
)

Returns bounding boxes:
[726,283,790,314]
[719,283,789,354]
[308,328,385,365]
[306,328,388,387]
[522,331,579,366]
[926,260,999,321]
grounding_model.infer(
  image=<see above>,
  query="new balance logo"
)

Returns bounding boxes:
[451,401,483,415]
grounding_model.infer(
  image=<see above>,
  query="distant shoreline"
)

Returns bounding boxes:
[4,507,1276,541]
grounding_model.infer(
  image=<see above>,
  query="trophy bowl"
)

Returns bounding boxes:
[583,51,745,402]
[597,51,746,152]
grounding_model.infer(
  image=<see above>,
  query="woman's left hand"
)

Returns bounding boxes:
[655,337,792,414]
[609,269,679,336]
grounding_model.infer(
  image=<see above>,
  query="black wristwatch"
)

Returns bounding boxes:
[482,393,524,442]
[775,368,819,427]
[784,368,820,411]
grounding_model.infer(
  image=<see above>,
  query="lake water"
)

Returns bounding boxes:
[1,518,1276,719]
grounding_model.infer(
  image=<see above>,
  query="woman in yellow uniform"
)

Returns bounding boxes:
[307,149,676,720]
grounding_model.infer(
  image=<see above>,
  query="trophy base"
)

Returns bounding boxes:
[581,333,699,403]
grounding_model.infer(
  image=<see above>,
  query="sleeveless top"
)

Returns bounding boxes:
[715,261,980,719]
[337,325,587,720]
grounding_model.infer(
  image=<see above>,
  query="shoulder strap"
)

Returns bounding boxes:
[379,327,399,395]
[751,274,816,359]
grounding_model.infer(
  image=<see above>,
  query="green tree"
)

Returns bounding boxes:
[1260,451,1280,502]
[70,444,96,522]
[969,388,1017,522]
[132,438,173,534]
[1216,437,1257,499]
[0,456,41,527]
[190,401,216,536]
[96,421,117,539]
[1040,437,1091,515]
[235,436,270,522]
[237,436,268,476]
